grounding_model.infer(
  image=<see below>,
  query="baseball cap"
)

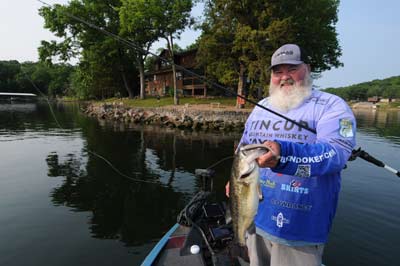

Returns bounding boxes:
[270,44,305,69]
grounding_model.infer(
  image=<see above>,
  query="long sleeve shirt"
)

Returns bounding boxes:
[239,90,356,243]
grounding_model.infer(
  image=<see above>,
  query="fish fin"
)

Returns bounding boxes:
[224,202,232,225]
[258,184,263,201]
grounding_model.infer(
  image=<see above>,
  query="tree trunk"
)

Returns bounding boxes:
[121,71,134,98]
[137,58,145,100]
[236,63,246,109]
[166,35,179,105]
[118,48,134,98]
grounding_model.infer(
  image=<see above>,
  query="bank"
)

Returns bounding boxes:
[84,102,251,131]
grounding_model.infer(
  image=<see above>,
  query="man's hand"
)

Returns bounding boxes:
[256,140,281,168]
[225,182,230,197]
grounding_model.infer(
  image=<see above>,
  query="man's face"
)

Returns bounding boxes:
[270,64,309,91]
[268,63,312,113]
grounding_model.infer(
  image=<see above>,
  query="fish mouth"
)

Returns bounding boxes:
[236,144,271,180]
[238,161,256,179]
[240,144,280,161]
[240,144,270,154]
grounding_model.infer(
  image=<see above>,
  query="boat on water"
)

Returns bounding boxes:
[141,193,241,266]
[140,169,328,266]
[0,92,38,103]
[141,170,244,266]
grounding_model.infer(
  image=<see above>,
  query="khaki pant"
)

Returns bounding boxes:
[246,227,324,266]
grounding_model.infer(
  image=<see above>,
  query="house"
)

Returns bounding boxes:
[367,96,380,103]
[145,49,208,97]
[380,98,393,103]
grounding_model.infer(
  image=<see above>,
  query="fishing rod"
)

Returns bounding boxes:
[37,0,400,178]
[350,148,400,177]
[37,0,316,134]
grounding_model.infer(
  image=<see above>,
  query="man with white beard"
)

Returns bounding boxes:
[234,44,357,265]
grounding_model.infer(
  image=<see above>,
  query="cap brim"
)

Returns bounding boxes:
[268,60,304,70]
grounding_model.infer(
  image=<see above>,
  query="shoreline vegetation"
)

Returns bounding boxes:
[78,96,399,132]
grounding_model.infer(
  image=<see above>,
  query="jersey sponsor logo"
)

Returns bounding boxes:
[270,199,313,212]
[249,119,310,132]
[294,164,311,178]
[305,97,329,105]
[281,180,309,194]
[280,149,336,164]
[271,212,290,228]
[261,178,276,188]
[339,118,354,138]
[247,119,312,144]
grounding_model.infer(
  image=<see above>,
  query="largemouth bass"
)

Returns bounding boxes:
[229,144,270,246]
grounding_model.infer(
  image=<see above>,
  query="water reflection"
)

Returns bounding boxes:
[2,102,399,266]
[353,109,400,144]
[0,102,37,112]
[41,107,239,248]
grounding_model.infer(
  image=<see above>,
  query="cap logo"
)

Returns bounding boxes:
[275,50,294,57]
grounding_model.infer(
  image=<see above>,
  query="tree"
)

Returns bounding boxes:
[48,64,75,97]
[367,86,381,97]
[119,1,188,100]
[119,0,161,100]
[39,0,138,99]
[382,86,399,99]
[121,0,195,104]
[197,0,342,108]
[156,0,195,105]
[0,61,21,92]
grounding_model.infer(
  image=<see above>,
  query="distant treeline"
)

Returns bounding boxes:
[0,60,74,97]
[323,76,400,101]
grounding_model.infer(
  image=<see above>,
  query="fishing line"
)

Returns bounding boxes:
[20,66,64,130]
[20,62,169,186]
[206,155,234,170]
[37,0,317,134]
[36,0,400,177]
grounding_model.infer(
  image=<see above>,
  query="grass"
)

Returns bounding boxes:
[376,101,400,109]
[58,96,81,101]
[99,96,239,108]
[389,102,400,108]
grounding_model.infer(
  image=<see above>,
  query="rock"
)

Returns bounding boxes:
[83,103,249,132]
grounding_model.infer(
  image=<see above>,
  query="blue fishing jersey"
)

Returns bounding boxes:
[240,90,356,243]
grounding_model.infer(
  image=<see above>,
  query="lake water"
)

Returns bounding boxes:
[0,102,399,266]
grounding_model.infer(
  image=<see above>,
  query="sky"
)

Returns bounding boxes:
[0,0,399,89]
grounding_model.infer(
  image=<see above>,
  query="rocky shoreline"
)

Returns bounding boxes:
[84,102,251,131]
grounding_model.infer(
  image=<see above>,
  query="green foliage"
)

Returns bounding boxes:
[70,67,94,99]
[0,60,74,96]
[119,0,160,45]
[39,0,138,99]
[39,0,194,100]
[197,0,342,97]
[47,64,75,96]
[323,76,400,101]
[0,60,21,91]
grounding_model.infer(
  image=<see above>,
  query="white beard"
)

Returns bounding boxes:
[268,76,313,113]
